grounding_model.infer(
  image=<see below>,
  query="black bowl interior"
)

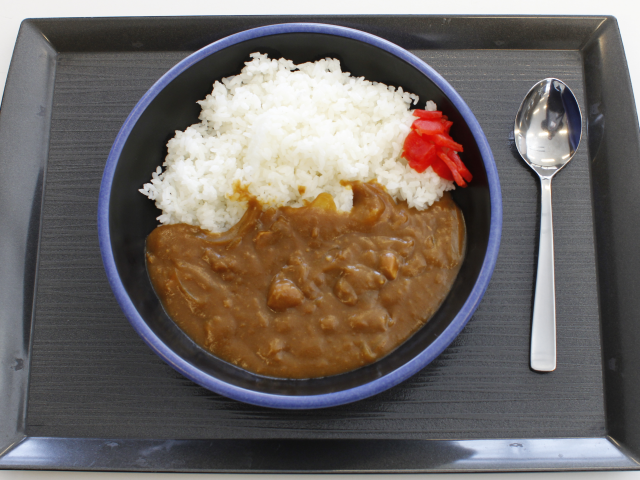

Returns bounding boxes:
[109,32,492,396]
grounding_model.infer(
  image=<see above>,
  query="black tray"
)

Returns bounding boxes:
[1,15,639,473]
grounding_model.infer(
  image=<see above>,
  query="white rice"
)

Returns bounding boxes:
[139,52,454,232]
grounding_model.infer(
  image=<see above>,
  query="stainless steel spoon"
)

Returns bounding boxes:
[514,78,582,372]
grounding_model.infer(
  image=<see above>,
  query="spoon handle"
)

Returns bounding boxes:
[530,176,557,372]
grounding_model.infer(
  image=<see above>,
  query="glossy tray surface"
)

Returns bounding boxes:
[0,15,639,472]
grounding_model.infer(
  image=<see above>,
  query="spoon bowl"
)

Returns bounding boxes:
[515,78,582,172]
[514,78,582,372]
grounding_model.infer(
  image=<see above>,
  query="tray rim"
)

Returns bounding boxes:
[1,14,639,473]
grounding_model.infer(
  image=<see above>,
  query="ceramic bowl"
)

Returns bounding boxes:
[98,23,502,409]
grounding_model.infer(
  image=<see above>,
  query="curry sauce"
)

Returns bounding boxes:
[146,181,465,379]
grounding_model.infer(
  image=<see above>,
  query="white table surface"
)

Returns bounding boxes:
[1,0,639,479]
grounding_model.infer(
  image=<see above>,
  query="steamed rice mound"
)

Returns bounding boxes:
[140,53,454,232]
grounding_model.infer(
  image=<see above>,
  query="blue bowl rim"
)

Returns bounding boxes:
[97,22,503,410]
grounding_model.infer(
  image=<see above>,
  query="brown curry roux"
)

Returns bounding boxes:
[146,181,465,379]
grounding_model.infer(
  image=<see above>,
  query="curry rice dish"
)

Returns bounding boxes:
[141,53,470,379]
